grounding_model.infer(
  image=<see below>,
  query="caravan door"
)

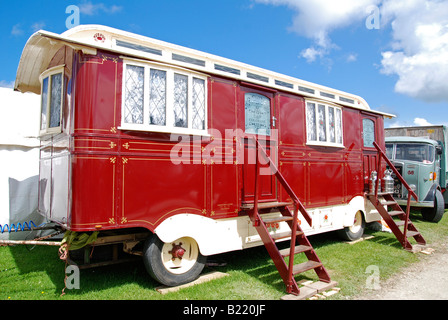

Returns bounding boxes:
[240,86,278,204]
[362,114,380,192]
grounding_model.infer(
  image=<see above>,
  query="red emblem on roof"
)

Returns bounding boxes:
[93,33,106,43]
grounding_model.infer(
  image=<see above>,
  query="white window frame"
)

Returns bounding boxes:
[39,65,65,136]
[305,100,344,148]
[119,59,209,136]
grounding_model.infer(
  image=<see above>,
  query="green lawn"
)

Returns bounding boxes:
[1,210,447,300]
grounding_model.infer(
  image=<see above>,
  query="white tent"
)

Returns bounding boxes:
[0,87,41,240]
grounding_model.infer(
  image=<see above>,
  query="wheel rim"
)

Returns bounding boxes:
[161,237,199,275]
[349,211,363,234]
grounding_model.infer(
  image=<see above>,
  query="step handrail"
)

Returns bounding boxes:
[372,141,417,240]
[252,137,312,226]
[372,141,418,202]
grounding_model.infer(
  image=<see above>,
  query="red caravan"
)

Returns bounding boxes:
[14,25,393,288]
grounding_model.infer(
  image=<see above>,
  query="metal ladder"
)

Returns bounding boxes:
[243,137,331,295]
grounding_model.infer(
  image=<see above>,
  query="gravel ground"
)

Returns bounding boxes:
[355,242,448,300]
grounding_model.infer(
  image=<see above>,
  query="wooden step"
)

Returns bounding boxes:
[279,245,312,257]
[406,231,420,238]
[271,230,304,241]
[381,201,397,206]
[262,216,293,224]
[395,220,412,227]
[241,201,293,210]
[292,261,322,276]
[389,210,404,217]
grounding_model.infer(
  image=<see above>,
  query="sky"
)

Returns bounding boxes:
[0,0,447,128]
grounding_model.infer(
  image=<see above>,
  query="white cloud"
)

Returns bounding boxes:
[346,53,358,63]
[79,1,122,16]
[11,24,23,36]
[380,0,448,102]
[254,0,448,103]
[254,0,380,61]
[301,47,325,63]
[413,117,433,126]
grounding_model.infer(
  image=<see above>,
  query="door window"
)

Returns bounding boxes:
[244,93,271,136]
[362,119,375,148]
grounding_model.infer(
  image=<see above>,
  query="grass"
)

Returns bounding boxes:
[1,209,447,300]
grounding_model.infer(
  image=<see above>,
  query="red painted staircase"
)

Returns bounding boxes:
[243,137,331,296]
[367,142,426,251]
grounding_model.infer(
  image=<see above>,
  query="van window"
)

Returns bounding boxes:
[385,143,394,159]
[395,143,435,163]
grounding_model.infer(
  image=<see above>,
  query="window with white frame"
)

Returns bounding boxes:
[121,60,208,135]
[39,66,65,135]
[306,101,343,147]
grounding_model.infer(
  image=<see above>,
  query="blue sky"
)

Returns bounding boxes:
[1,0,447,128]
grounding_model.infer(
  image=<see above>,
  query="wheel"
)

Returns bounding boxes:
[143,235,206,287]
[338,211,365,241]
[422,189,445,223]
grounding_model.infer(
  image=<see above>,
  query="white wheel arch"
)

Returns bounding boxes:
[343,195,382,227]
[342,196,366,227]
[154,213,245,256]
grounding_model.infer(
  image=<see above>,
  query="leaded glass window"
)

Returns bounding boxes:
[173,73,188,128]
[306,101,343,147]
[328,106,335,143]
[192,78,205,130]
[306,102,317,142]
[335,108,342,144]
[149,69,167,126]
[317,104,327,142]
[121,61,207,134]
[124,65,144,124]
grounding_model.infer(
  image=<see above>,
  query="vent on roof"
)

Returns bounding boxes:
[247,72,269,83]
[298,86,315,94]
[214,64,240,75]
[339,96,355,104]
[275,80,294,89]
[116,40,162,56]
[172,53,206,67]
[320,91,335,99]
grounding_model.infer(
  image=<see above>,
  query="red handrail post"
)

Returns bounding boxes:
[287,202,298,290]
[253,137,260,227]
